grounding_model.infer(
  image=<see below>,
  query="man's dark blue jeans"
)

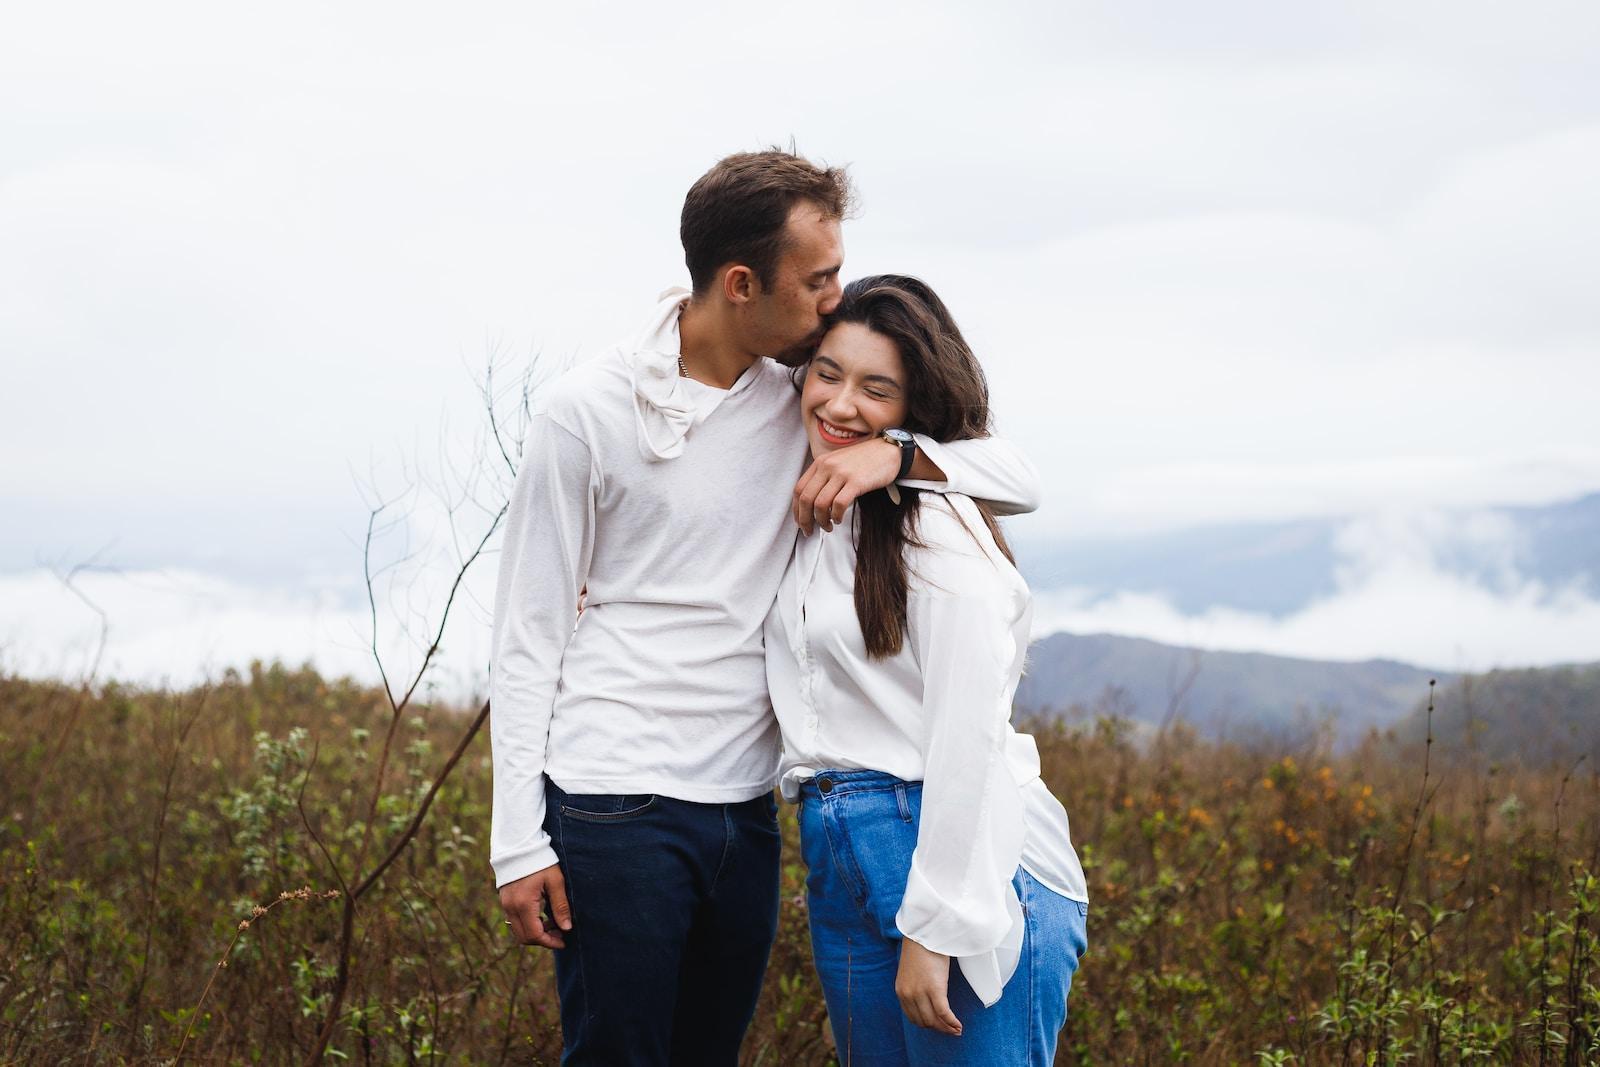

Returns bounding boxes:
[542,777,782,1065]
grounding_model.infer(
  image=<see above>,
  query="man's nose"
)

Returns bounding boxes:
[818,277,842,316]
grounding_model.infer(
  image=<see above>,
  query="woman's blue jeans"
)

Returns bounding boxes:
[797,768,1088,1066]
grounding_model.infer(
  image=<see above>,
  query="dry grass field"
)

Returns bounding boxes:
[2,663,1596,1064]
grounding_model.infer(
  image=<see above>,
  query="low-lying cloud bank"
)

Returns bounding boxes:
[1032,510,1600,672]
[0,565,497,698]
[4,530,1596,697]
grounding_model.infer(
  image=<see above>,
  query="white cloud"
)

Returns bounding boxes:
[8,507,1594,691]
[3,2,1599,670]
[0,560,498,698]
[1032,508,1600,671]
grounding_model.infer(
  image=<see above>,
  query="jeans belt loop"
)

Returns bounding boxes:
[895,782,912,822]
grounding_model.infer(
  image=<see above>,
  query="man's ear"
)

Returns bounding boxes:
[722,264,757,305]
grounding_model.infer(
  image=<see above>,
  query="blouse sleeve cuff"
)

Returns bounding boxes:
[895,863,1014,959]
[897,872,1027,1009]
[957,888,1026,1007]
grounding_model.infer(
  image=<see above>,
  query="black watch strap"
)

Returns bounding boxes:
[883,429,916,480]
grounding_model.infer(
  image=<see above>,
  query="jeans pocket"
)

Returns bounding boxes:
[559,794,658,823]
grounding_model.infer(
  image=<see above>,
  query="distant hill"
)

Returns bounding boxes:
[1016,492,1600,617]
[1017,631,1445,747]
[1392,663,1600,766]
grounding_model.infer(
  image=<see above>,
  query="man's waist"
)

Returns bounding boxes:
[545,771,777,806]
[556,637,767,705]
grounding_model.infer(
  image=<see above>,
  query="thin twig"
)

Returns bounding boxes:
[174,888,340,1064]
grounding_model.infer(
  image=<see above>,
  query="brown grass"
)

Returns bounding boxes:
[1,663,1596,1064]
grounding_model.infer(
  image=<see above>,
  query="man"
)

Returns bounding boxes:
[491,149,1039,1064]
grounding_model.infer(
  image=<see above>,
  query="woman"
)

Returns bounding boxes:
[765,275,1089,1064]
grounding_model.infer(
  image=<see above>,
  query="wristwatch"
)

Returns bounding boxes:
[880,427,917,481]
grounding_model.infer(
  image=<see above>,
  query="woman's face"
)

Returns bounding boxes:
[801,321,910,460]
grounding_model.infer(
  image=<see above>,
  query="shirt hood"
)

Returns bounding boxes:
[621,287,695,462]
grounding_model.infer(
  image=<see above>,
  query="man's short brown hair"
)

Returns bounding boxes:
[680,149,854,296]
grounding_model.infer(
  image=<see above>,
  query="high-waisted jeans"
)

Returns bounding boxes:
[797,768,1088,1066]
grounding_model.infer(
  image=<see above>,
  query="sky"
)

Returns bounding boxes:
[3,2,1598,688]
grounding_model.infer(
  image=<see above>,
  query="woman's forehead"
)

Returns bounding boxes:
[817,322,904,378]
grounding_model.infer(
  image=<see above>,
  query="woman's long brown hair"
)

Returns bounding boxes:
[802,274,1015,658]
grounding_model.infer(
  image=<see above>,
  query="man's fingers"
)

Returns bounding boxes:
[545,871,573,931]
[499,868,570,950]
[794,462,825,505]
[507,901,557,949]
[526,874,569,947]
[527,921,566,950]
[830,482,861,524]
[521,898,566,950]
[812,475,847,532]
[797,450,892,531]
[794,464,825,533]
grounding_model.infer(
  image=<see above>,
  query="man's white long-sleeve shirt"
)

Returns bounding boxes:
[489,289,1042,888]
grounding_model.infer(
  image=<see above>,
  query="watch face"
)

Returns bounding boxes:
[883,428,914,445]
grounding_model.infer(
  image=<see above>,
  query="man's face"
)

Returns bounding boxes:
[746,201,844,364]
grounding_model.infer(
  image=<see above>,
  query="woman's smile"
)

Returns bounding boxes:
[816,417,869,446]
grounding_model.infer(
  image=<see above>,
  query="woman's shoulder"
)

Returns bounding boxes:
[907,493,1022,597]
[913,492,998,551]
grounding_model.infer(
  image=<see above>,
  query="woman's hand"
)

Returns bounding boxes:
[895,937,962,1036]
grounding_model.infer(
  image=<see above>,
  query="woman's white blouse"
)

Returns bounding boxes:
[764,492,1088,1008]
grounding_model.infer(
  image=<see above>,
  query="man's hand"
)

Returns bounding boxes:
[499,864,573,950]
[793,438,901,533]
[895,937,962,1036]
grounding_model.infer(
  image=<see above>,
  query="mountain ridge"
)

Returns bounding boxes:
[1018,630,1447,748]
